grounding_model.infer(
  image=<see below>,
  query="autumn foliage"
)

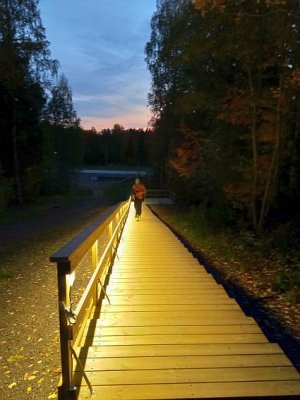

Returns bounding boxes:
[170,125,202,178]
[146,0,300,232]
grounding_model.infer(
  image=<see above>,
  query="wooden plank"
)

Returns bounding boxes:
[82,323,262,337]
[110,266,210,271]
[78,381,300,400]
[75,367,300,386]
[113,260,205,266]
[97,317,254,327]
[117,258,199,261]
[106,282,220,289]
[97,303,242,312]
[105,288,228,295]
[98,309,247,320]
[117,249,195,253]
[108,275,214,281]
[115,250,196,253]
[90,333,268,346]
[112,262,203,266]
[106,294,236,305]
[118,255,198,259]
[76,343,284,358]
[111,268,210,280]
[108,277,216,283]
[76,354,293,371]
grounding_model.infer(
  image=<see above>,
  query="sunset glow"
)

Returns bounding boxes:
[80,110,152,132]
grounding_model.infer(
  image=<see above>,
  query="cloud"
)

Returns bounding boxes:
[40,0,156,129]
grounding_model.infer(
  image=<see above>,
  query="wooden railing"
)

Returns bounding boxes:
[50,197,131,400]
[146,189,176,201]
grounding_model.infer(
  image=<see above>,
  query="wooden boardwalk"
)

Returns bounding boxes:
[75,204,300,399]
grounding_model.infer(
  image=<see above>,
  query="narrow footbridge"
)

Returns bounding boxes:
[50,195,300,400]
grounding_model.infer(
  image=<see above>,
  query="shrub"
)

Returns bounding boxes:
[23,166,42,201]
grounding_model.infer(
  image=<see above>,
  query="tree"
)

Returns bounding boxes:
[147,0,300,232]
[0,0,58,204]
[41,74,83,193]
[43,74,79,128]
[205,0,300,232]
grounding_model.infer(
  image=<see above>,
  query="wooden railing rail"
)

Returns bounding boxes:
[50,197,131,400]
[146,189,176,201]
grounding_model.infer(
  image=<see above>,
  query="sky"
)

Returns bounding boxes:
[39,0,157,131]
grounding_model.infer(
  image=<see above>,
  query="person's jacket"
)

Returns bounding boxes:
[132,183,147,200]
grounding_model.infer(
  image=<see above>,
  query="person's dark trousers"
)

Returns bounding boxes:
[134,198,143,217]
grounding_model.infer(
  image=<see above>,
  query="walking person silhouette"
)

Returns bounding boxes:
[132,178,147,221]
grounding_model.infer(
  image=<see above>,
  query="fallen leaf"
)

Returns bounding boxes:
[26,387,32,393]
[48,394,57,399]
[37,377,44,384]
[28,375,36,381]
[8,382,17,389]
[7,354,24,362]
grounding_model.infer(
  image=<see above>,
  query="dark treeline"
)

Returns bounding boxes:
[0,0,153,213]
[83,124,153,167]
[146,0,300,235]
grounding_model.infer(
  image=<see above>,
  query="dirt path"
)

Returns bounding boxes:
[0,195,108,400]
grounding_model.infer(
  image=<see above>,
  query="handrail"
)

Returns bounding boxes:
[50,197,131,400]
[146,189,176,201]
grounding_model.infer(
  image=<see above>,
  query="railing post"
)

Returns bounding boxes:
[115,210,121,243]
[91,240,98,271]
[91,240,99,304]
[57,263,77,400]
[108,221,113,259]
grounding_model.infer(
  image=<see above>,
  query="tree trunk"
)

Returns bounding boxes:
[250,102,259,232]
[247,69,259,233]
[12,100,23,205]
[258,86,284,231]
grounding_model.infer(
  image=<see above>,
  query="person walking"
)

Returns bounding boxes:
[132,178,147,221]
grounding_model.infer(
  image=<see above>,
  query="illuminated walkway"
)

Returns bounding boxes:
[76,204,300,399]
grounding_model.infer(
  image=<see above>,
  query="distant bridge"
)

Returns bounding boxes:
[77,168,150,179]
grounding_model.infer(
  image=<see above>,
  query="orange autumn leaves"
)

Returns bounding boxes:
[169,125,202,178]
[169,82,286,206]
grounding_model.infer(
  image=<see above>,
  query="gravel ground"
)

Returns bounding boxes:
[0,195,108,400]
